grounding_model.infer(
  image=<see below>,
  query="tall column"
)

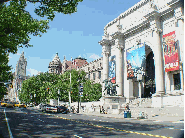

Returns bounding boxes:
[178,18,184,91]
[165,72,171,94]
[102,51,109,96]
[99,40,111,96]
[115,38,124,96]
[152,23,165,95]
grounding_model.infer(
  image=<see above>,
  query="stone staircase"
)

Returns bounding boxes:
[119,98,153,118]
[119,97,184,119]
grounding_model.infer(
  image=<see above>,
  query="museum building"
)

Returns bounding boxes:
[98,0,184,107]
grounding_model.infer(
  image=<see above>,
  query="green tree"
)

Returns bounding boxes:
[0,0,83,99]
[82,80,102,102]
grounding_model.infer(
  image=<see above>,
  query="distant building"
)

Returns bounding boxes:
[48,53,103,84]
[48,53,88,74]
[9,52,30,102]
[78,57,103,84]
[48,53,62,74]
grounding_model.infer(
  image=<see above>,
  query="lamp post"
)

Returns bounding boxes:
[137,70,145,119]
[69,71,72,112]
[58,89,60,105]
[34,94,36,106]
[137,71,142,99]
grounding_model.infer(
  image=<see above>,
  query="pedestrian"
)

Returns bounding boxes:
[102,106,105,114]
[72,105,75,113]
[99,105,102,114]
[91,104,94,112]
[125,103,130,111]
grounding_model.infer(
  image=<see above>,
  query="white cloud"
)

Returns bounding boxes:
[16,53,21,55]
[27,68,39,76]
[89,53,100,60]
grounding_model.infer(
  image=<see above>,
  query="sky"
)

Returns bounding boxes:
[8,0,141,76]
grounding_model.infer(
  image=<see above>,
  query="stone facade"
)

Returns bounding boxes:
[48,53,62,74]
[99,0,184,107]
[48,53,103,85]
[48,53,88,74]
[79,57,103,84]
[9,52,30,102]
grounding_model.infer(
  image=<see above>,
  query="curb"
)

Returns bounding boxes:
[27,108,184,123]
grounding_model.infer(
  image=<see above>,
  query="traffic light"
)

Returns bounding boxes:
[47,88,49,92]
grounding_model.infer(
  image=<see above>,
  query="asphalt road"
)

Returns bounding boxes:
[0,107,184,138]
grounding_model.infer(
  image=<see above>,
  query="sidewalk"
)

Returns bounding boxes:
[77,106,184,123]
[28,106,184,123]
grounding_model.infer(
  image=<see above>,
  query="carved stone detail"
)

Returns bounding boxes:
[102,45,111,55]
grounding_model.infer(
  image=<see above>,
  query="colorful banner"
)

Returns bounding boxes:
[126,43,146,79]
[163,31,179,72]
[109,55,116,83]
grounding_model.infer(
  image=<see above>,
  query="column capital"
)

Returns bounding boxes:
[102,45,111,56]
[152,27,163,34]
[111,32,125,50]
[98,39,111,46]
[111,31,124,40]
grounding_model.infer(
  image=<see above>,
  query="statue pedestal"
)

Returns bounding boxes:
[102,96,126,114]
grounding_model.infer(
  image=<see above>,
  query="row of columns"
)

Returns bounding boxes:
[100,7,184,100]
[99,12,167,99]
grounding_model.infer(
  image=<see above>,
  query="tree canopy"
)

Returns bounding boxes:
[0,0,83,98]
[19,70,102,104]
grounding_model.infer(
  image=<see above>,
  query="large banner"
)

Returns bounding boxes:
[163,31,179,72]
[109,55,116,83]
[126,43,146,79]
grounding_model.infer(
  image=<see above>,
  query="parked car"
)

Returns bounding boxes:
[41,104,48,112]
[6,102,14,108]
[45,105,58,113]
[17,103,27,108]
[27,103,33,107]
[57,106,69,114]
[13,103,19,107]
[1,101,7,107]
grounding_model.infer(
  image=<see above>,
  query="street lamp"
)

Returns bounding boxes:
[137,70,145,119]
[34,94,36,106]
[58,89,60,105]
[137,71,142,99]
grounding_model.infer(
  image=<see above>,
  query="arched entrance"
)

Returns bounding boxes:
[144,46,155,98]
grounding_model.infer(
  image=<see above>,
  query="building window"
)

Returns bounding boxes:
[100,63,102,67]
[98,71,101,79]
[88,74,90,79]
[93,66,95,69]
[51,69,54,72]
[88,67,90,71]
[93,73,95,80]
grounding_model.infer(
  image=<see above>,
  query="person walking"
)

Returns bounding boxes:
[99,105,102,114]
[102,106,105,114]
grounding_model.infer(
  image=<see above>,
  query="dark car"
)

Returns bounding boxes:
[57,106,69,114]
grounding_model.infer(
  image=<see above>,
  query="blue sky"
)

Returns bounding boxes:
[8,0,141,76]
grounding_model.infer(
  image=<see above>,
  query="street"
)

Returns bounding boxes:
[0,107,184,138]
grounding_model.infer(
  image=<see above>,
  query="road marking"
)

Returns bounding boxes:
[45,112,173,138]
[73,134,82,138]
[4,109,13,138]
[168,128,174,129]
[180,129,184,131]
